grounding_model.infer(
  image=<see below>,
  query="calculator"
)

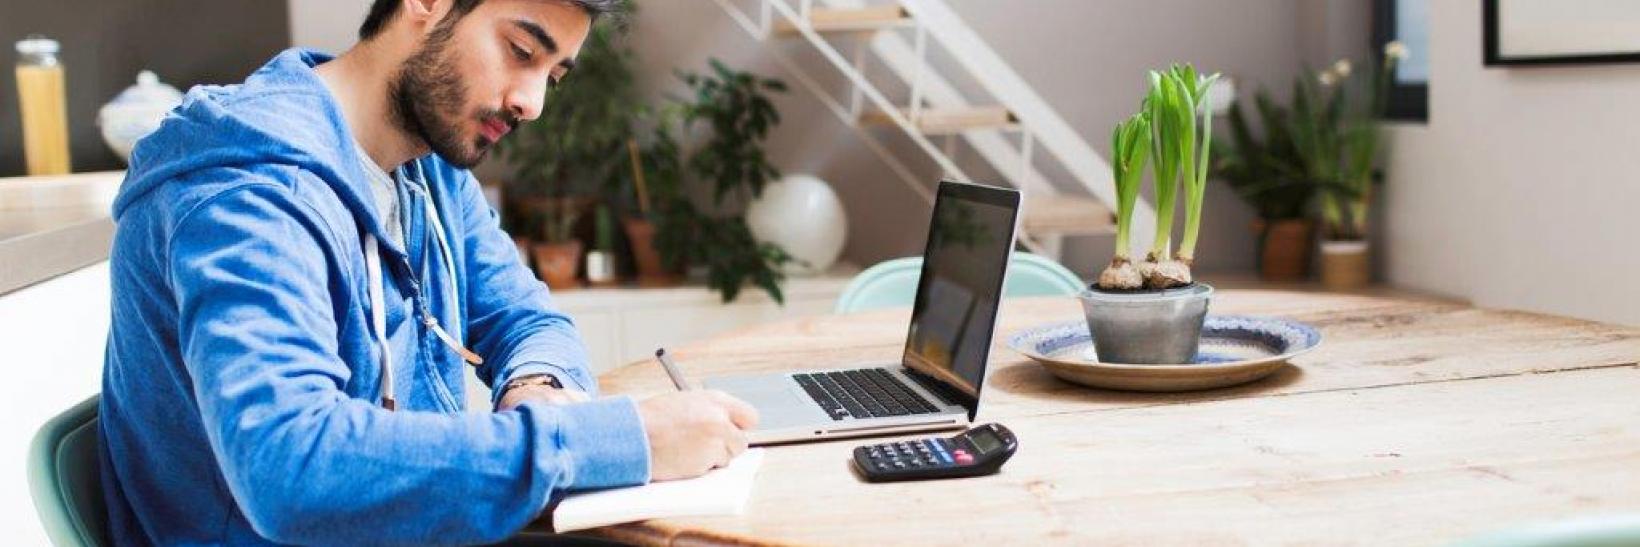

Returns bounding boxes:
[851,423,1017,482]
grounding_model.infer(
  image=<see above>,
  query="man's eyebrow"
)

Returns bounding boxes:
[511,20,559,54]
[511,19,577,72]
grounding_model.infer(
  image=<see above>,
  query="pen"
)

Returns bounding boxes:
[654,348,693,391]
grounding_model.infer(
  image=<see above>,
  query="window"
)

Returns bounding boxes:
[1373,0,1429,121]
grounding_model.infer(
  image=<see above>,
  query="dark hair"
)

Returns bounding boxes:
[358,0,622,41]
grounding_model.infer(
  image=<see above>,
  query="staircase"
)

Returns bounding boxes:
[707,0,1156,261]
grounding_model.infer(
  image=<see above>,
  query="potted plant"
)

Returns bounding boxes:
[528,197,586,290]
[1314,42,1407,289]
[620,135,685,287]
[1215,85,1321,282]
[1086,64,1220,364]
[639,59,795,303]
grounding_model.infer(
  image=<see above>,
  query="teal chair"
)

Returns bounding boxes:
[834,252,1085,314]
[1450,516,1640,547]
[29,395,108,547]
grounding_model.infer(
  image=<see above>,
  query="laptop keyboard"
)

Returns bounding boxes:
[792,368,943,421]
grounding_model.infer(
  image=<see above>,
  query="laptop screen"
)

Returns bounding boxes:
[901,181,1020,420]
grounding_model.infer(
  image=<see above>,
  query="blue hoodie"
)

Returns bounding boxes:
[100,49,650,545]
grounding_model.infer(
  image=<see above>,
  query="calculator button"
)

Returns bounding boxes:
[955,453,975,465]
[892,461,906,469]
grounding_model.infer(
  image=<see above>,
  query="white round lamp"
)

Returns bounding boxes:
[746,174,847,276]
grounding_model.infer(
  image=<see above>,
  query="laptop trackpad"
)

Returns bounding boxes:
[705,376,823,431]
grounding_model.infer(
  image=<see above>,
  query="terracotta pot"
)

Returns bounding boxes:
[1252,218,1314,282]
[531,240,584,291]
[621,217,683,287]
[1320,240,1370,290]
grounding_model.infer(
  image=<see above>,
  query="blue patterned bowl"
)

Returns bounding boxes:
[1006,315,1322,392]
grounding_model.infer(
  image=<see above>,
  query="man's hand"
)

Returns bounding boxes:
[496,383,591,411]
[637,390,759,481]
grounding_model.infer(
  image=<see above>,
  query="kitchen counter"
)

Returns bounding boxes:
[0,171,123,295]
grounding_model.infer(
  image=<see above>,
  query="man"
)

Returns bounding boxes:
[100,0,758,544]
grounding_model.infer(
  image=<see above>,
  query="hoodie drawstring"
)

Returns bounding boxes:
[362,175,482,411]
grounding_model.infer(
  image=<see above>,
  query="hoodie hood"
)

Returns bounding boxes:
[114,48,391,242]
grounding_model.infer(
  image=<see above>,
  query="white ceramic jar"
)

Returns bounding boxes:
[97,70,183,163]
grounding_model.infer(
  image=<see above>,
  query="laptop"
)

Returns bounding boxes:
[704,180,1022,445]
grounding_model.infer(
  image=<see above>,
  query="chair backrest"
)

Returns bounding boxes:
[834,252,1085,314]
[29,395,108,547]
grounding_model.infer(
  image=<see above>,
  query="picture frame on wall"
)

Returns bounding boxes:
[1484,0,1640,66]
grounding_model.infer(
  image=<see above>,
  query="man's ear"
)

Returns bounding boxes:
[398,0,449,30]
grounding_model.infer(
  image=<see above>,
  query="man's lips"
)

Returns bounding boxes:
[480,117,511,142]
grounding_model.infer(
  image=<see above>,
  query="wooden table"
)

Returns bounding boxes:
[577,290,1640,545]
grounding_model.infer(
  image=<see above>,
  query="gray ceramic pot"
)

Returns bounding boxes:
[1078,283,1213,364]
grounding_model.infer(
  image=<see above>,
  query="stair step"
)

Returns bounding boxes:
[1022,195,1115,236]
[859,106,1020,135]
[774,6,912,35]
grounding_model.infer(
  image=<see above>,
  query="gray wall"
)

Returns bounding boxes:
[0,0,291,176]
[1382,1,1640,325]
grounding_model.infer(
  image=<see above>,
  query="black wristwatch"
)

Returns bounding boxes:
[502,373,563,394]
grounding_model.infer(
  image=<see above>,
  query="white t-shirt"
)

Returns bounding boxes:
[353,142,404,248]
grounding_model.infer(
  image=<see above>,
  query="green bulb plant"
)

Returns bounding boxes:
[1082,63,1223,365]
[1098,63,1219,291]
[1096,111,1151,290]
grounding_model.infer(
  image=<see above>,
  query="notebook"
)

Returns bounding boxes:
[550,448,766,533]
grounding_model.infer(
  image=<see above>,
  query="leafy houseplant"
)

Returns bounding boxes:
[1084,63,1220,365]
[639,59,795,303]
[1215,84,1322,281]
[1214,41,1407,286]
[529,199,585,290]
[1312,42,1407,289]
[1315,42,1405,243]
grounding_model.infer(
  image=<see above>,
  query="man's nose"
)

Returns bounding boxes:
[505,78,548,123]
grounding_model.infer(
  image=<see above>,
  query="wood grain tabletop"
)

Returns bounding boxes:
[548,290,1640,546]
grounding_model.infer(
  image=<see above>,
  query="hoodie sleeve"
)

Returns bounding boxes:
[169,182,649,545]
[449,173,601,404]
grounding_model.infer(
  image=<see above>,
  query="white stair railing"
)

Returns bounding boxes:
[708,0,1151,260]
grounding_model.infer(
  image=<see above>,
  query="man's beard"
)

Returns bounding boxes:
[388,15,513,169]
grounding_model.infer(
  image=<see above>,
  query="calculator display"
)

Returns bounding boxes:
[967,428,1003,454]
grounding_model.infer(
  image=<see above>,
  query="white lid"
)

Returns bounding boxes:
[105,70,185,109]
[16,35,60,56]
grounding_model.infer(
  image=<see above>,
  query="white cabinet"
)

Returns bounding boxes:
[461,270,854,410]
